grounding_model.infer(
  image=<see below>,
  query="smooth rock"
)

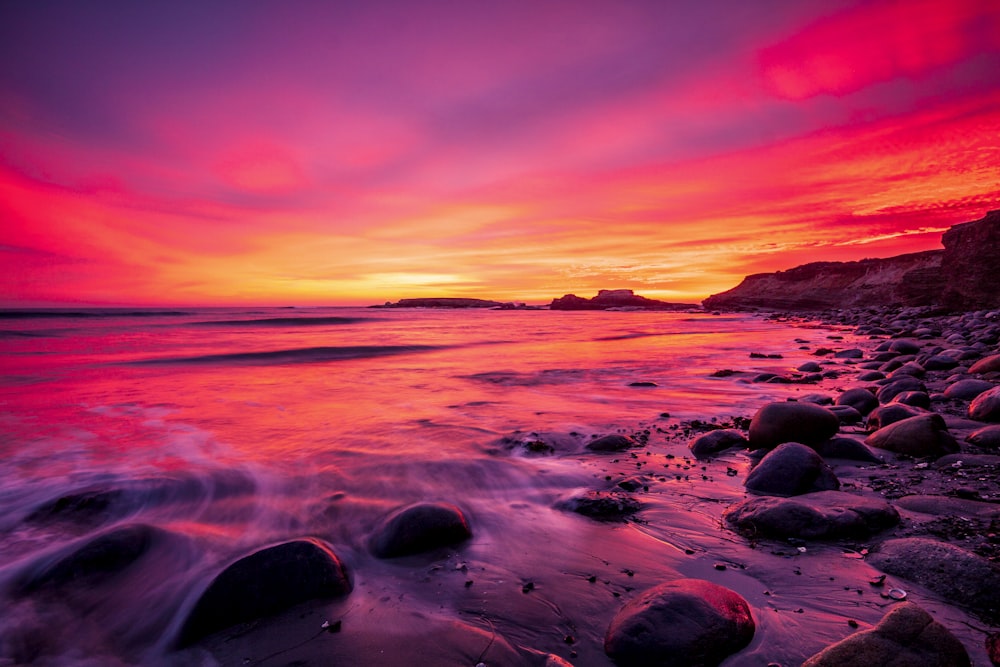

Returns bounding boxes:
[689,429,748,459]
[876,377,926,404]
[829,405,863,425]
[889,340,922,355]
[944,379,995,400]
[836,388,879,415]
[587,434,637,452]
[968,425,1000,449]
[866,404,925,431]
[801,602,970,667]
[798,361,823,372]
[370,502,472,558]
[557,490,641,521]
[970,353,1000,375]
[747,402,840,450]
[745,443,839,497]
[924,354,959,371]
[814,437,883,463]
[889,391,931,409]
[865,414,959,458]
[177,538,351,646]
[970,386,1000,422]
[895,494,1000,518]
[868,537,1000,618]
[724,490,898,540]
[604,579,754,667]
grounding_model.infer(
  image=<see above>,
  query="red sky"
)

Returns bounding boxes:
[2,0,999,306]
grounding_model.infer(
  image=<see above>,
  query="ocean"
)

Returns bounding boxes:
[0,307,937,666]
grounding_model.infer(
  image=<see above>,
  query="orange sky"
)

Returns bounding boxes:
[2,0,999,306]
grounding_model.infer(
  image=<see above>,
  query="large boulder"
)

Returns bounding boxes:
[814,437,883,463]
[13,523,165,595]
[176,538,352,646]
[747,402,839,449]
[604,579,755,667]
[876,377,926,404]
[689,429,748,459]
[801,602,970,667]
[866,404,926,431]
[587,434,638,452]
[944,379,995,400]
[970,386,1000,422]
[865,414,959,458]
[867,537,1000,618]
[744,443,839,497]
[369,502,472,558]
[968,425,1000,449]
[724,491,899,540]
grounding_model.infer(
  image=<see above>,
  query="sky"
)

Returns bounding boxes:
[2,0,999,306]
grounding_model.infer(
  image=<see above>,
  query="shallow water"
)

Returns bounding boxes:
[0,308,990,665]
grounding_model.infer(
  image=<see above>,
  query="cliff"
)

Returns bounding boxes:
[703,210,1000,312]
[550,289,698,311]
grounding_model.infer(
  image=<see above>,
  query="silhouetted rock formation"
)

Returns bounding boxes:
[550,289,697,311]
[376,298,504,308]
[703,210,1000,312]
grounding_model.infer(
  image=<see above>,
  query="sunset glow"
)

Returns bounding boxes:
[2,1,999,306]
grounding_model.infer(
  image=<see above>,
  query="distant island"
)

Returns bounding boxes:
[373,290,698,311]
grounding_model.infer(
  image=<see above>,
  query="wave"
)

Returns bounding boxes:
[128,344,444,366]
[0,309,192,319]
[190,316,372,327]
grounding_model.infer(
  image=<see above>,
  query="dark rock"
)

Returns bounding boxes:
[944,379,995,400]
[745,443,839,496]
[888,361,926,378]
[836,388,878,416]
[834,348,864,359]
[868,537,1000,618]
[987,632,1000,667]
[865,414,959,458]
[858,371,886,381]
[370,503,472,558]
[924,354,959,371]
[25,488,125,527]
[889,339,922,355]
[383,298,504,308]
[889,391,931,409]
[176,538,352,646]
[970,386,1000,422]
[866,404,926,431]
[814,437,883,463]
[604,579,754,667]
[557,490,641,521]
[971,354,1000,375]
[798,361,823,372]
[551,289,696,311]
[941,210,1000,310]
[801,602,970,667]
[724,491,899,540]
[895,494,1000,518]
[829,405,863,425]
[968,425,1000,449]
[13,524,163,595]
[587,434,638,452]
[876,377,926,404]
[689,429,748,459]
[747,402,840,450]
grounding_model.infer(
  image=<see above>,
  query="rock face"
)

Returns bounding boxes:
[702,250,944,311]
[801,602,970,667]
[744,443,840,496]
[747,401,840,449]
[177,538,352,646]
[550,289,696,311]
[724,491,899,540]
[868,538,1000,618]
[940,210,1000,310]
[369,503,472,558]
[604,579,755,667]
[703,210,1000,311]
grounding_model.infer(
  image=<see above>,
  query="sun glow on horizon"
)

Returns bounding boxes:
[1,0,998,307]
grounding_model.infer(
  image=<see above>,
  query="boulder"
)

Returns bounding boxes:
[923,354,960,371]
[176,538,351,646]
[836,388,879,416]
[889,339,922,355]
[801,602,969,667]
[944,379,995,400]
[370,502,472,558]
[744,443,840,497]
[865,414,959,458]
[829,405,863,425]
[868,537,1000,618]
[604,579,754,667]
[889,391,931,409]
[970,354,1000,375]
[876,377,926,404]
[968,425,1000,449]
[587,434,637,452]
[970,386,1000,422]
[13,523,164,595]
[747,402,839,449]
[689,429,748,459]
[814,437,883,463]
[556,491,641,522]
[866,404,925,431]
[724,491,899,540]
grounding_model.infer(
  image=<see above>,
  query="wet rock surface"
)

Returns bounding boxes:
[970,386,1000,422]
[865,413,959,458]
[688,429,747,459]
[369,502,473,558]
[747,401,840,449]
[802,602,970,667]
[723,490,899,540]
[744,442,840,496]
[604,578,754,667]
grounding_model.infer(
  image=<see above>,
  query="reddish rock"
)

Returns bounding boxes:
[941,210,1000,310]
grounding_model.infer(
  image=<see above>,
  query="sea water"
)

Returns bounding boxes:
[0,308,953,666]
